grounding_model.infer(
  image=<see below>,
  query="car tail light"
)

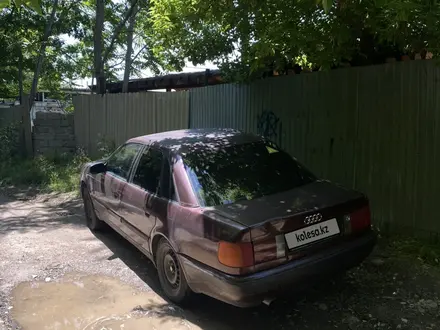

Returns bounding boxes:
[252,235,286,264]
[218,241,254,268]
[348,205,371,233]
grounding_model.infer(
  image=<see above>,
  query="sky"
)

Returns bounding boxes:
[61,35,218,89]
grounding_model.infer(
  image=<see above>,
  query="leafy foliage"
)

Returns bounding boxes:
[389,235,440,267]
[0,120,90,194]
[0,0,42,13]
[0,121,21,161]
[0,147,90,193]
[96,134,116,158]
[0,1,96,99]
[149,0,440,80]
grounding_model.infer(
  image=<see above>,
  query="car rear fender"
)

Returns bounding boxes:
[150,232,174,265]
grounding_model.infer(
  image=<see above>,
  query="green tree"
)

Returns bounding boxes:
[120,0,168,92]
[149,0,440,80]
[0,0,42,13]
[0,6,39,100]
[93,0,142,93]
[91,0,168,93]
[0,0,94,103]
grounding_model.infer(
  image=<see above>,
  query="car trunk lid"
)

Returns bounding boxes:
[204,180,369,265]
[206,180,366,228]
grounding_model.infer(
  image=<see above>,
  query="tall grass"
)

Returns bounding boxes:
[0,122,113,194]
[0,151,90,194]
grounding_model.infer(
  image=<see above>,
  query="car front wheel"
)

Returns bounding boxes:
[82,186,103,231]
[156,239,193,304]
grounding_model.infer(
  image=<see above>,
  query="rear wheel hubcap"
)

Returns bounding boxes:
[163,252,180,288]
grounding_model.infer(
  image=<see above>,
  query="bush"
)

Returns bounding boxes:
[389,236,440,266]
[0,121,96,194]
[96,134,116,158]
[0,121,21,161]
[0,149,90,194]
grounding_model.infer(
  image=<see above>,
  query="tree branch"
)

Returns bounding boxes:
[28,0,60,111]
[102,0,139,63]
[130,44,147,65]
[107,57,126,69]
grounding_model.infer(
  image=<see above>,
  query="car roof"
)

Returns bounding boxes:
[127,128,263,153]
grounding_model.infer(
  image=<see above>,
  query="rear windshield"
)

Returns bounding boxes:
[182,141,316,206]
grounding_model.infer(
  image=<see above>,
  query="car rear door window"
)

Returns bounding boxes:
[106,143,142,180]
[159,157,176,200]
[183,141,316,206]
[132,148,163,194]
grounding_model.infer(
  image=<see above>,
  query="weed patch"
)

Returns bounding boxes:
[386,235,440,267]
[0,151,90,194]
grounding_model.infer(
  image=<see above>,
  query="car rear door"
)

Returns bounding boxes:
[96,143,142,228]
[119,146,170,250]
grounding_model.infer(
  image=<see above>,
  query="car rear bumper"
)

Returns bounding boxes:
[179,230,376,308]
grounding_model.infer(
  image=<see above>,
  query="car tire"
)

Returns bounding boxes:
[82,186,103,231]
[156,238,193,305]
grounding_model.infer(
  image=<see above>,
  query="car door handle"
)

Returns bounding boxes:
[113,191,120,198]
[145,211,150,217]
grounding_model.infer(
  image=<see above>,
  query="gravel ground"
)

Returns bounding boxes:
[1,190,440,329]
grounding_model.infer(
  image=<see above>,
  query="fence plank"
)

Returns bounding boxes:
[189,61,440,236]
[73,92,190,158]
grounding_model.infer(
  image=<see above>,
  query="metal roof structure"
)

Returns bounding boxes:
[90,69,223,93]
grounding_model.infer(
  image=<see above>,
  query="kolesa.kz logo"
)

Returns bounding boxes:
[295,225,329,242]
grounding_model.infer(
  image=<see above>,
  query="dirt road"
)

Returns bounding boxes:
[1,191,440,330]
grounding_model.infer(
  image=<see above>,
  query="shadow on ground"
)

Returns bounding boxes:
[92,225,440,329]
[0,192,84,235]
[3,190,440,329]
[92,226,377,330]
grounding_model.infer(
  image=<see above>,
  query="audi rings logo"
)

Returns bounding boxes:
[304,213,322,225]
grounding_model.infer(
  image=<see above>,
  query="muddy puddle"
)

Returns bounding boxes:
[11,273,202,330]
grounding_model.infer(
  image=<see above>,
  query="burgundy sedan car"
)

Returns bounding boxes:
[80,128,376,307]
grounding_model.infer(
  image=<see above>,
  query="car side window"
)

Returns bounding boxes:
[132,148,164,194]
[106,143,141,180]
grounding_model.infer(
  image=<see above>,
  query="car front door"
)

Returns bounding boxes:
[95,143,142,228]
[119,146,170,251]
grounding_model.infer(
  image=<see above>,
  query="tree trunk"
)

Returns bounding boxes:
[102,0,139,63]
[28,0,59,112]
[18,48,23,104]
[91,76,95,94]
[122,1,137,93]
[94,0,105,94]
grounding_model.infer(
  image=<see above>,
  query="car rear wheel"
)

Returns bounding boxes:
[156,239,193,304]
[82,186,103,231]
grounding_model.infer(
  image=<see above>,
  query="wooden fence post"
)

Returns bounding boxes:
[21,95,33,158]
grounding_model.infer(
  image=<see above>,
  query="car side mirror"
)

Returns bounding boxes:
[90,162,107,174]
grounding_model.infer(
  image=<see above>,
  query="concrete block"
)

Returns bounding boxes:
[37,139,50,147]
[61,140,76,148]
[59,119,70,127]
[50,140,63,148]
[35,126,51,134]
[35,112,48,121]
[36,133,55,140]
[55,133,74,141]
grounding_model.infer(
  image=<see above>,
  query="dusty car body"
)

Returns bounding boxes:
[80,128,376,307]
